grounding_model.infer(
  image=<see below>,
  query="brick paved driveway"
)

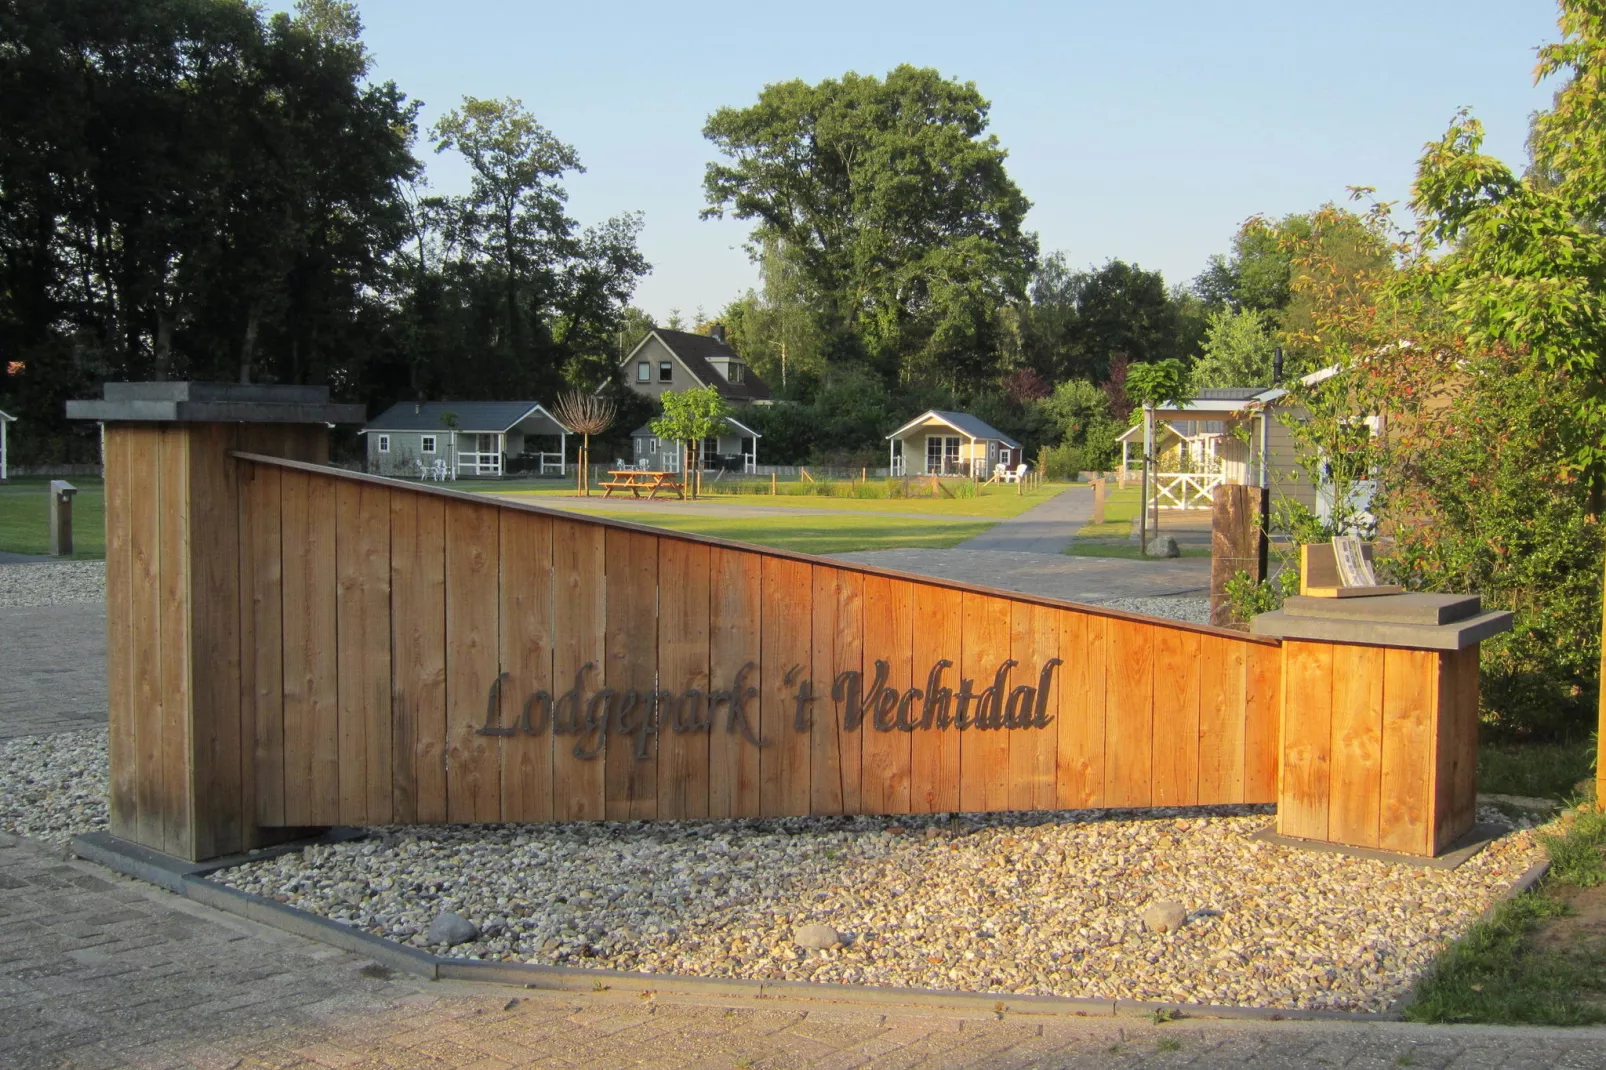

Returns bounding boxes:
[3,833,1606,1069]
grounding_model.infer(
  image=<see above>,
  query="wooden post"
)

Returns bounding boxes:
[1209,484,1269,629]
[1092,478,1106,525]
[66,383,362,861]
[48,480,77,556]
[771,472,777,496]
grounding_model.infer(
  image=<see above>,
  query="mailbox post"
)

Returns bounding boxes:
[48,480,77,556]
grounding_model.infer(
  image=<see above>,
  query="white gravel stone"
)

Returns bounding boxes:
[793,922,842,949]
[1140,901,1188,934]
[428,911,481,947]
[211,806,1544,1013]
[0,728,108,843]
[0,561,106,607]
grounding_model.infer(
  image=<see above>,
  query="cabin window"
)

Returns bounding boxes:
[420,435,437,455]
[377,435,390,453]
[636,362,650,382]
[944,437,961,471]
[659,361,673,383]
[648,437,658,453]
[729,363,744,383]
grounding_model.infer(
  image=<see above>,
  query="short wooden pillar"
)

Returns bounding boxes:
[1252,594,1513,857]
[67,382,363,861]
[1091,478,1106,525]
[48,480,77,556]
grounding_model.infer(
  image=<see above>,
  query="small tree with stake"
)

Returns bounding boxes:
[651,387,729,501]
[554,391,616,496]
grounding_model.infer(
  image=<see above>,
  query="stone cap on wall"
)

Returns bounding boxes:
[66,382,365,425]
[1251,592,1513,651]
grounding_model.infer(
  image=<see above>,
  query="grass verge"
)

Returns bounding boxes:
[0,479,106,558]
[553,509,994,554]
[491,481,1070,520]
[1405,808,1606,1024]
[1479,742,1594,801]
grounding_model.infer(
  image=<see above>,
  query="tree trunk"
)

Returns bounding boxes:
[153,309,173,382]
[240,300,261,384]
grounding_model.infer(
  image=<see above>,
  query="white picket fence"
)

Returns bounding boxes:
[1151,471,1226,510]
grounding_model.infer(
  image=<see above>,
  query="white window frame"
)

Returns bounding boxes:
[377,435,390,453]
[648,437,658,453]
[729,363,744,383]
[421,435,437,455]
[636,362,650,382]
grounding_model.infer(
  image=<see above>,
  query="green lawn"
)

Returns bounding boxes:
[1407,807,1606,1025]
[490,480,1070,520]
[554,508,994,554]
[0,479,106,558]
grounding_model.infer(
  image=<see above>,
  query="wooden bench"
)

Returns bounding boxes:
[600,469,685,500]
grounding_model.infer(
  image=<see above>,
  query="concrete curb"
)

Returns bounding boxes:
[72,830,1405,1024]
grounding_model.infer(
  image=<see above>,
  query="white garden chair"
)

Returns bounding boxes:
[1001,463,1027,484]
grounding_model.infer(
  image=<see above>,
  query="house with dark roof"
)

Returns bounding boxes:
[627,413,761,474]
[619,325,772,406]
[361,401,571,479]
[886,410,1022,478]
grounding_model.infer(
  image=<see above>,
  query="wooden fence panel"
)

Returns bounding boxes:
[604,529,660,820]
[445,502,500,822]
[659,539,712,820]
[499,511,554,823]
[708,547,761,818]
[910,585,961,814]
[1279,640,1335,842]
[552,517,606,821]
[230,457,1292,833]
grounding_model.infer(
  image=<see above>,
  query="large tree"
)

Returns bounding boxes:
[702,65,1037,388]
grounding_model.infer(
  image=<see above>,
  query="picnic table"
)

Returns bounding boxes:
[599,469,685,500]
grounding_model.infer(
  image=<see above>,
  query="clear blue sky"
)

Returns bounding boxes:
[332,0,1562,321]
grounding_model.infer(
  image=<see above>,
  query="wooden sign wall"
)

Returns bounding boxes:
[104,441,1283,860]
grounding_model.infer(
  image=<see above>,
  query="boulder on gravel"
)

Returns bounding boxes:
[793,922,842,949]
[427,911,480,947]
[1141,901,1188,934]
[1144,536,1181,558]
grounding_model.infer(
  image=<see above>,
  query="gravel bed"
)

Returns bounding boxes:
[0,728,108,843]
[1093,596,1210,624]
[214,807,1541,1013]
[0,561,106,607]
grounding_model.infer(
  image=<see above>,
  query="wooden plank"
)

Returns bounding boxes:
[335,482,369,825]
[860,575,913,815]
[1434,645,1480,852]
[959,592,1012,813]
[807,567,859,815]
[1243,640,1281,804]
[760,556,814,817]
[708,547,761,819]
[551,517,606,821]
[658,539,711,820]
[1329,644,1385,849]
[128,427,164,848]
[187,424,243,858]
[103,428,137,840]
[1195,634,1245,804]
[241,460,286,828]
[909,584,961,813]
[1103,617,1155,809]
[1150,626,1201,807]
[1057,611,1106,809]
[391,493,447,825]
[604,529,660,821]
[1008,603,1059,811]
[1380,647,1437,855]
[1278,640,1334,842]
[498,511,555,823]
[1209,485,1268,628]
[334,482,392,826]
[445,500,501,823]
[156,427,193,857]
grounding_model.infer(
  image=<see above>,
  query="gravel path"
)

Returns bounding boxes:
[0,560,105,606]
[214,808,1541,1015]
[0,728,108,843]
[1095,596,1210,625]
